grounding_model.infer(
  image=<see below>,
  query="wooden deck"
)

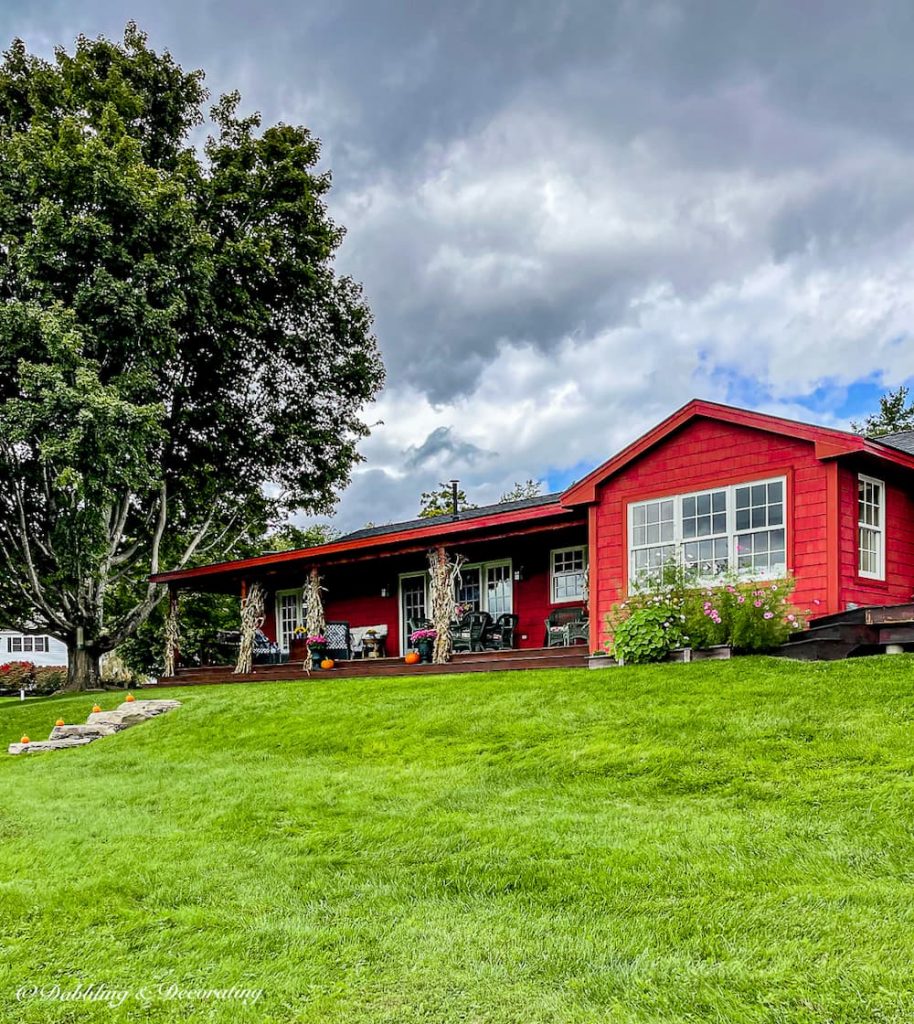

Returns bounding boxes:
[776,603,914,661]
[152,645,589,687]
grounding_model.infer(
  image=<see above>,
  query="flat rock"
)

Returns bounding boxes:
[9,737,95,754]
[50,723,118,740]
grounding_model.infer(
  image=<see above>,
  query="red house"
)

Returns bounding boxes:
[152,399,914,676]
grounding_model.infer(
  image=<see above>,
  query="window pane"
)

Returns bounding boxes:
[735,487,749,509]
[751,484,766,506]
[712,491,726,512]
[768,481,783,503]
[736,508,750,531]
[697,493,711,515]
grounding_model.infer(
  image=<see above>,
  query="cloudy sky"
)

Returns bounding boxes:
[4,1,914,530]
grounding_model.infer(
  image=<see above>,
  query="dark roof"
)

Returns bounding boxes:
[336,492,564,543]
[876,430,914,456]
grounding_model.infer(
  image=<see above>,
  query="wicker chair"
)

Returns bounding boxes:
[452,611,491,653]
[544,607,587,647]
[484,613,518,650]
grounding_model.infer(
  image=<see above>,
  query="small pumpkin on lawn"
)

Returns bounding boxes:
[55,719,65,727]
[91,704,102,713]
[125,693,136,702]
[320,658,335,670]
[404,651,421,665]
[20,735,29,744]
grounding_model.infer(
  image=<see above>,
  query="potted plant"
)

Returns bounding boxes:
[409,627,437,663]
[305,634,328,670]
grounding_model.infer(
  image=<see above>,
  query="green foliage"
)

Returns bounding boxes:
[0,25,382,686]
[610,604,683,663]
[851,385,914,437]
[265,523,341,551]
[499,479,543,503]
[418,483,477,518]
[118,590,240,676]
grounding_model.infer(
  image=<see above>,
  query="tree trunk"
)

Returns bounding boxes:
[65,645,102,692]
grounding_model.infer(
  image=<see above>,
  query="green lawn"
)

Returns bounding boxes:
[2,658,914,1023]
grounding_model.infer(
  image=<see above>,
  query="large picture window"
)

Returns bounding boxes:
[858,475,885,579]
[628,478,786,585]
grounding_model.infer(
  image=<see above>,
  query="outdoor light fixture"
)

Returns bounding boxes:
[513,566,524,582]
[380,586,390,598]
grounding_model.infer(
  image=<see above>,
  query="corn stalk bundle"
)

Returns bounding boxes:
[163,592,180,677]
[303,566,326,668]
[427,546,466,664]
[234,581,265,674]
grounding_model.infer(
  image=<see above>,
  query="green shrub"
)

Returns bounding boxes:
[610,605,684,664]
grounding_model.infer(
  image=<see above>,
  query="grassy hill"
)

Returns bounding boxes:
[2,657,914,1023]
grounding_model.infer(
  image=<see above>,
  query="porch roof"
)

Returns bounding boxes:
[150,492,583,588]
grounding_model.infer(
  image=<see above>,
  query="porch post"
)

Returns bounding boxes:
[163,586,180,677]
[234,580,265,674]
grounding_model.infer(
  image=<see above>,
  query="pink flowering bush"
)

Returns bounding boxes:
[606,559,813,657]
[683,576,809,651]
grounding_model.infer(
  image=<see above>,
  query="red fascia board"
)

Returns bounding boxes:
[561,398,914,505]
[150,503,575,585]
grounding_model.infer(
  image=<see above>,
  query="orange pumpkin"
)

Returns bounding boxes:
[55,719,65,727]
[404,651,421,665]
[91,704,102,713]
[320,658,335,670]
[20,735,29,744]
[125,693,136,702]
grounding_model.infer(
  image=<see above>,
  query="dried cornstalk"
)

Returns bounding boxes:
[303,566,326,668]
[163,590,180,677]
[234,581,265,674]
[427,546,466,664]
[304,566,326,637]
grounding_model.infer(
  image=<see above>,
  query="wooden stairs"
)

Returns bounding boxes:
[151,645,589,688]
[775,604,914,661]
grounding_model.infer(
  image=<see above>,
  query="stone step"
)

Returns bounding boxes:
[9,737,95,754]
[8,699,182,755]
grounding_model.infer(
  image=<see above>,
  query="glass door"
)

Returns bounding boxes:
[399,573,428,651]
[485,562,513,616]
[276,590,303,652]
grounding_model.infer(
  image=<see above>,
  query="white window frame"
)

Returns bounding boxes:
[6,635,49,654]
[627,476,788,588]
[857,474,885,580]
[399,571,429,652]
[275,589,304,653]
[457,560,513,615]
[550,546,588,604]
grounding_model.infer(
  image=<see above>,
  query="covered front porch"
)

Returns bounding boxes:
[151,497,591,680]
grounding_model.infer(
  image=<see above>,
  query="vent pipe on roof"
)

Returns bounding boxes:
[450,479,460,518]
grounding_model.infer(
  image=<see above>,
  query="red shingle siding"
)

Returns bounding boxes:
[837,464,914,608]
[590,418,832,648]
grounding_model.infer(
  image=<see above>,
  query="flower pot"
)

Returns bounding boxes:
[417,638,434,663]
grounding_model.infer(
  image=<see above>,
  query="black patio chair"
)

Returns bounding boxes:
[485,613,518,650]
[453,611,491,653]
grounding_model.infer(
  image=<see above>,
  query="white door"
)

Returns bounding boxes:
[276,590,303,653]
[399,573,428,651]
[485,562,513,616]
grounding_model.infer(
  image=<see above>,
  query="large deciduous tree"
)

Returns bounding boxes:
[0,25,383,689]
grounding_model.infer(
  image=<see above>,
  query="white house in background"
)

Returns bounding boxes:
[0,630,68,667]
